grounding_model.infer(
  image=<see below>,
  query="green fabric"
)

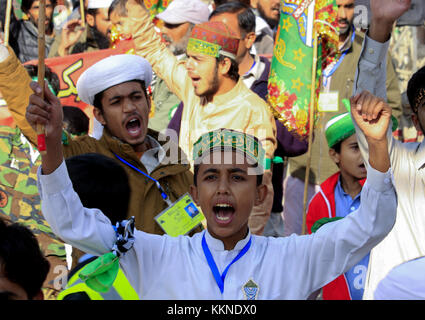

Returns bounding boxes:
[79,252,120,293]
[288,31,402,185]
[325,113,355,148]
[311,217,343,233]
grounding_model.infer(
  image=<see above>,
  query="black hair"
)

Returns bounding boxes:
[93,80,147,112]
[65,153,130,225]
[108,0,128,18]
[24,64,60,96]
[407,65,425,114]
[210,1,256,37]
[216,55,240,82]
[21,0,57,13]
[0,218,50,300]
[62,106,90,136]
[330,141,342,154]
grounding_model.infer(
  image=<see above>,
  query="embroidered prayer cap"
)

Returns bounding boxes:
[156,0,210,25]
[187,21,240,60]
[192,129,265,174]
[77,54,152,106]
[87,0,114,9]
[325,112,398,148]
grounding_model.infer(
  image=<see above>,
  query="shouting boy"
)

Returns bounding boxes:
[37,121,397,299]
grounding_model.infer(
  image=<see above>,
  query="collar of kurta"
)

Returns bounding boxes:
[204,229,252,251]
[210,78,246,106]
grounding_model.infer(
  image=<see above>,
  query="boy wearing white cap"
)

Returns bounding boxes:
[48,0,113,57]
[26,54,197,236]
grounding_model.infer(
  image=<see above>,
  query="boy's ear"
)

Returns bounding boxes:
[254,183,267,207]
[93,107,106,126]
[412,113,423,134]
[86,13,95,27]
[190,185,199,205]
[328,148,340,165]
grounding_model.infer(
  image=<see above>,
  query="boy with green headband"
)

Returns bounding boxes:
[38,124,396,299]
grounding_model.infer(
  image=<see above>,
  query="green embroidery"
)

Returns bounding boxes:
[187,38,221,58]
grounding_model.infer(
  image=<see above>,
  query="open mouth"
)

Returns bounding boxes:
[125,116,142,137]
[212,203,235,224]
[189,74,201,87]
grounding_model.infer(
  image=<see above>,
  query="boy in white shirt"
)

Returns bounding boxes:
[37,106,396,299]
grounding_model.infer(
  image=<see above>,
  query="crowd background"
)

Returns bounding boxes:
[0,0,423,301]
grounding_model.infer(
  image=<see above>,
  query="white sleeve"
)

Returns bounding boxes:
[353,33,390,99]
[37,160,117,256]
[291,164,397,298]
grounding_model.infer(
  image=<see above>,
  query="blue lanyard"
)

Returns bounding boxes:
[202,232,252,294]
[113,153,173,206]
[323,27,355,87]
[244,59,256,76]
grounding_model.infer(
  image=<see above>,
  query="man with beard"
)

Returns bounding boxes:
[282,0,402,238]
[109,0,277,235]
[48,0,112,57]
[250,0,279,32]
[0,0,56,62]
[148,0,210,132]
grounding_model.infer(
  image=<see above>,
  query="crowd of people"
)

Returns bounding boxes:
[0,0,424,301]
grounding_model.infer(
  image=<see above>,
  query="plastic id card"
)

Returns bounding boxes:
[154,193,205,237]
[318,92,339,112]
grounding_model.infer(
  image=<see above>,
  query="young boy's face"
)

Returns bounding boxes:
[330,134,367,180]
[190,151,266,249]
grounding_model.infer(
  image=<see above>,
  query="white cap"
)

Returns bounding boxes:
[87,0,114,9]
[77,54,152,106]
[156,0,210,25]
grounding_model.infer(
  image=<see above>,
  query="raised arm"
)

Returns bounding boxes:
[33,79,116,255]
[289,112,396,297]
[0,44,38,145]
[353,0,411,98]
[113,0,192,101]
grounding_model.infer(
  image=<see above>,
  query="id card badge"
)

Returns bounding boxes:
[318,92,339,112]
[155,193,205,237]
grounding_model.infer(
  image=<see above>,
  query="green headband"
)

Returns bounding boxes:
[193,129,266,172]
[187,38,222,58]
[31,76,57,96]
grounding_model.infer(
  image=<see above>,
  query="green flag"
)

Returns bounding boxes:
[267,0,339,140]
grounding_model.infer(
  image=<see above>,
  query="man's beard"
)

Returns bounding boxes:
[199,63,220,99]
[163,33,190,56]
[257,4,280,29]
[338,19,352,37]
[92,25,111,50]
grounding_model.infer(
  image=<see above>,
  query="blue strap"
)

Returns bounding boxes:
[323,27,356,87]
[113,153,172,206]
[202,233,252,294]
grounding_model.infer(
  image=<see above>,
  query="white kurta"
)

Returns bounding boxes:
[38,161,396,300]
[353,34,425,300]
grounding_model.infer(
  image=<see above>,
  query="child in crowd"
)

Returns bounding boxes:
[0,217,50,300]
[306,112,398,300]
[38,123,396,299]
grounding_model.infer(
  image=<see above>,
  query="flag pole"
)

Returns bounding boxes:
[37,0,47,154]
[80,0,85,27]
[301,27,319,235]
[4,0,12,46]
